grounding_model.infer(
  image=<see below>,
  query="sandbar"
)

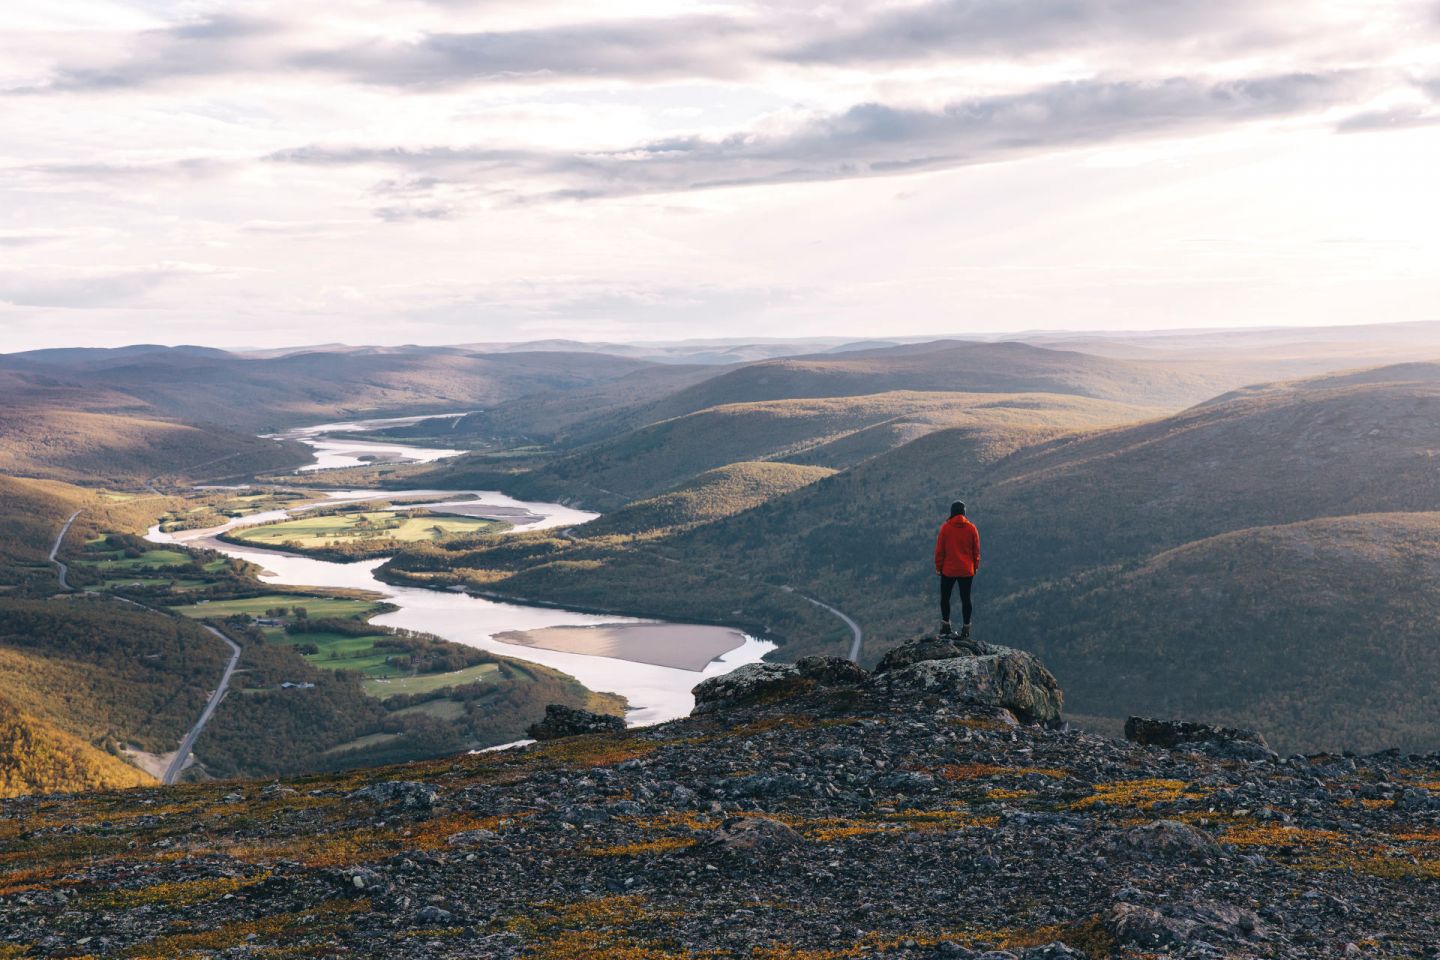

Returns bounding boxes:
[493,623,747,672]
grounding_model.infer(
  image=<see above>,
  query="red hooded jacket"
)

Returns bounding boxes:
[934,514,980,578]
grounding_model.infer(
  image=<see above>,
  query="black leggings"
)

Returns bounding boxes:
[940,576,973,625]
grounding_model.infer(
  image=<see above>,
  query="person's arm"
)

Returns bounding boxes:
[934,527,945,574]
[970,525,981,573]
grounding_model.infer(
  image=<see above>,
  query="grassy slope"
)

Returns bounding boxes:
[0,406,309,484]
[504,391,1154,507]
[996,513,1440,753]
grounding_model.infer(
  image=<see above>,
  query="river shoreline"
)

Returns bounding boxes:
[151,420,776,725]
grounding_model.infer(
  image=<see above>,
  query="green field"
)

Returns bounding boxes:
[231,510,500,550]
[275,630,412,678]
[363,663,499,698]
[88,548,192,570]
[170,594,383,621]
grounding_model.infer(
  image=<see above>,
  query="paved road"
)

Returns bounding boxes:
[49,511,82,591]
[162,625,242,785]
[788,589,864,663]
[50,508,241,785]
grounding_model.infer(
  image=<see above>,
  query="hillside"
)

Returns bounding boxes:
[502,391,1153,507]
[625,341,1229,423]
[0,693,154,798]
[0,407,309,485]
[1,640,1437,957]
[998,513,1440,753]
[582,461,837,538]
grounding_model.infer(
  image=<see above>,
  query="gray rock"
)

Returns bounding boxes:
[1107,819,1221,859]
[873,637,998,673]
[697,816,803,858]
[795,655,868,685]
[1022,946,1089,960]
[350,780,438,811]
[1106,900,1264,947]
[866,645,1063,724]
[691,663,805,715]
[526,703,626,740]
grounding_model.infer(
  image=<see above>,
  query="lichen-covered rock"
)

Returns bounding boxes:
[794,655,868,685]
[867,643,1063,724]
[691,662,805,714]
[526,704,626,741]
[1106,819,1221,860]
[1106,899,1263,947]
[873,637,997,673]
[697,816,803,858]
[1125,716,1272,759]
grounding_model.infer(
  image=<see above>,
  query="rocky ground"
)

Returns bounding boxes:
[2,637,1438,959]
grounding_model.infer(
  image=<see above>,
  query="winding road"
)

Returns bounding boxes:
[791,591,864,663]
[49,509,242,785]
[49,511,81,591]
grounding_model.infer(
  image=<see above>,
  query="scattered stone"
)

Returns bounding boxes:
[349,780,438,811]
[526,704,626,740]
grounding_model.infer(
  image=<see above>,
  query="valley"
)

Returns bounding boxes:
[5,329,1440,798]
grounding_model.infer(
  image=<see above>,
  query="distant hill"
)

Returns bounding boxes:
[626,341,1230,423]
[0,347,662,432]
[505,390,1155,507]
[0,693,154,798]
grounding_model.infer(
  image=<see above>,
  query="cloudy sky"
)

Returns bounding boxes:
[2,0,1437,350]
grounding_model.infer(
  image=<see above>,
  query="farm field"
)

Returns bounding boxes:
[230,510,501,550]
[362,662,500,697]
[169,593,385,621]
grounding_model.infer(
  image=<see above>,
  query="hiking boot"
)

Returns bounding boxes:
[938,621,955,637]
[959,624,971,640]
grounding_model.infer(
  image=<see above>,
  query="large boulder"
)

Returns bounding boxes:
[691,663,806,715]
[867,640,1063,725]
[873,636,997,672]
[527,704,626,741]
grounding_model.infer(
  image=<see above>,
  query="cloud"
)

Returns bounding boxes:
[0,264,215,308]
[5,0,1345,93]
[270,72,1367,200]
[20,14,281,92]
[785,0,1286,64]
[295,16,758,87]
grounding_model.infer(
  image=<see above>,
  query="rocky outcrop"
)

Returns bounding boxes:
[1105,899,1264,949]
[693,637,1062,725]
[1125,716,1273,759]
[526,704,626,740]
[866,637,1063,725]
[691,662,808,714]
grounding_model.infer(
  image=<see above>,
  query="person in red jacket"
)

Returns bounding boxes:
[934,500,980,638]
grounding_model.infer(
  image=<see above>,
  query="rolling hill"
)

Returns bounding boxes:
[0,345,662,432]
[501,391,1156,507]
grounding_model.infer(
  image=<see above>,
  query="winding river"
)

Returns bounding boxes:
[149,417,774,726]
